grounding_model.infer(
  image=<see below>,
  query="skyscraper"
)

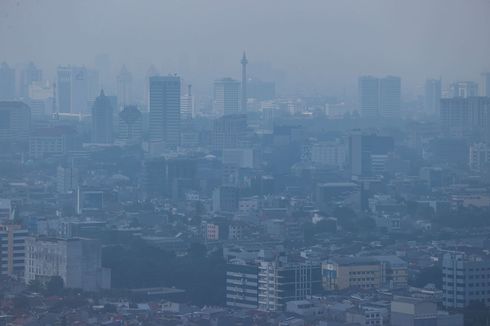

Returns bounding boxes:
[214,78,241,116]
[379,76,401,118]
[149,75,181,147]
[19,62,42,99]
[0,101,31,142]
[117,65,133,109]
[241,52,248,112]
[358,75,401,119]
[91,90,113,144]
[57,66,89,114]
[424,78,442,114]
[0,63,16,100]
[358,76,379,118]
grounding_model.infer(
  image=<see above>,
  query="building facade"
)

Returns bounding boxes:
[149,75,181,147]
[25,237,111,291]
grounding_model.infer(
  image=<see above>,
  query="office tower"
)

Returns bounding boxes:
[481,72,490,97]
[212,114,247,151]
[258,259,322,311]
[214,78,241,116]
[149,75,181,147]
[180,84,194,120]
[91,90,113,144]
[118,105,143,144]
[57,66,89,114]
[379,76,401,118]
[19,62,42,99]
[358,76,380,118]
[440,97,490,141]
[0,101,31,142]
[0,225,28,276]
[349,132,395,176]
[57,165,79,194]
[442,252,490,308]
[450,81,479,98]
[241,52,248,112]
[359,76,401,118]
[144,64,159,111]
[424,78,442,114]
[0,62,16,100]
[117,65,133,109]
[226,260,259,309]
[24,237,111,291]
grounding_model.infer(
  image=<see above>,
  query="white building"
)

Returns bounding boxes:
[25,237,111,291]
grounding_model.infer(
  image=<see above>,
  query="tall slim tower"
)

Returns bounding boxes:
[149,75,181,147]
[241,52,248,112]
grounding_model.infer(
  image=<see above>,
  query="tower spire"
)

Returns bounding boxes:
[241,51,248,113]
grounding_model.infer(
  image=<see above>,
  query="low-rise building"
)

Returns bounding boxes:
[322,257,383,291]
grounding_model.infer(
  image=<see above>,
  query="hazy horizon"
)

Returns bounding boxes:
[1,0,490,97]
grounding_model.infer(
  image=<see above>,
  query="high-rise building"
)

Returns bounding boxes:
[180,84,194,120]
[241,52,248,112]
[258,259,322,311]
[116,65,133,109]
[379,76,401,118]
[118,105,143,144]
[24,237,111,291]
[359,76,401,118]
[424,78,442,114]
[442,252,490,308]
[0,62,16,100]
[349,132,394,176]
[19,62,42,99]
[91,90,113,144]
[149,75,181,147]
[481,72,490,97]
[214,78,241,116]
[0,225,28,276]
[450,81,479,98]
[212,114,248,151]
[358,76,380,118]
[226,260,259,309]
[440,97,490,141]
[0,101,31,143]
[57,66,89,114]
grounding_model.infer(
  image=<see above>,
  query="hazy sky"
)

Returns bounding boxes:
[1,0,490,96]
